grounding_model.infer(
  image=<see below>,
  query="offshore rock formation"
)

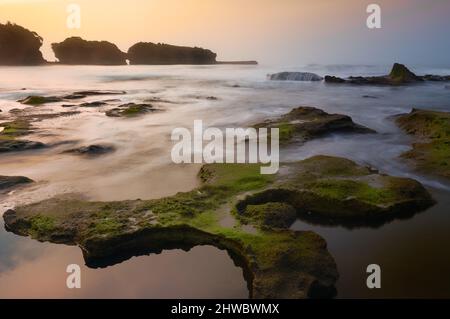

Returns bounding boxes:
[0,22,46,65]
[127,42,217,65]
[325,63,450,85]
[52,37,127,65]
[268,72,323,81]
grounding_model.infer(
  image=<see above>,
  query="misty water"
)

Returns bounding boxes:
[1,64,450,298]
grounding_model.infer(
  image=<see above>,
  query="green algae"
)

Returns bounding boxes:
[396,109,450,179]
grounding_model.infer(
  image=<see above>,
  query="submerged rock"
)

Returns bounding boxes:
[105,103,157,117]
[254,106,375,144]
[72,90,126,97]
[268,72,323,81]
[63,144,116,157]
[18,95,63,105]
[127,42,217,65]
[0,120,46,153]
[0,22,46,65]
[79,101,108,108]
[0,175,33,192]
[52,37,127,65]
[395,108,450,179]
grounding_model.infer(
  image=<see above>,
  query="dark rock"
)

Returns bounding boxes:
[63,144,116,157]
[52,37,127,65]
[254,106,375,144]
[395,109,450,179]
[0,139,45,153]
[0,175,33,192]
[105,103,157,118]
[362,95,378,99]
[18,95,63,105]
[0,22,46,65]
[269,72,323,81]
[389,63,422,83]
[80,101,108,107]
[73,90,126,96]
[324,75,346,83]
[127,42,217,65]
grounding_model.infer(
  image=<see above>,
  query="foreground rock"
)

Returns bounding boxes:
[63,144,116,157]
[0,176,33,192]
[3,154,436,296]
[395,109,450,179]
[52,37,127,65]
[0,22,46,65]
[4,162,339,299]
[325,63,450,85]
[105,103,157,117]
[127,42,217,65]
[234,156,434,229]
[0,120,45,153]
[254,106,375,144]
[269,72,323,81]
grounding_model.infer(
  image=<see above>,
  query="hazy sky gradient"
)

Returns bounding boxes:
[1,0,449,66]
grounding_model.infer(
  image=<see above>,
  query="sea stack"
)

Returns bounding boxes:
[0,22,46,65]
[52,37,127,65]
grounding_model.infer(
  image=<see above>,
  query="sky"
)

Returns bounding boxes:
[1,0,449,66]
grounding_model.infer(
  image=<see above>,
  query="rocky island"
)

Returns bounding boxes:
[52,37,127,65]
[0,22,46,65]
[127,42,217,65]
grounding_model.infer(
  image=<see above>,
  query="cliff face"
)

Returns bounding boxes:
[127,42,217,65]
[0,22,46,65]
[52,37,127,65]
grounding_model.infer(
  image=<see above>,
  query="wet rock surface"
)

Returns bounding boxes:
[395,108,450,179]
[105,103,157,117]
[269,72,323,81]
[63,144,116,157]
[325,63,450,85]
[254,106,375,144]
[0,175,33,192]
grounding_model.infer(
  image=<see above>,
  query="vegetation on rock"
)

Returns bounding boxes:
[396,109,450,179]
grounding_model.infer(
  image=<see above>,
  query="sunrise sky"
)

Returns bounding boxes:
[1,0,449,65]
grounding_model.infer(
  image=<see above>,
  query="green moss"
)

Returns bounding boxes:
[29,215,55,236]
[277,122,295,142]
[396,109,450,178]
[305,179,396,205]
[0,120,32,140]
[90,218,123,235]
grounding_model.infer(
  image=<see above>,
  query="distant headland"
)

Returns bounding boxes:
[0,22,257,66]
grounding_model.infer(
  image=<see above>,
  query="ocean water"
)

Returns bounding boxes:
[0,64,450,298]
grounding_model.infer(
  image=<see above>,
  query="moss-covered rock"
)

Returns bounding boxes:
[396,108,450,179]
[18,95,63,105]
[0,120,45,153]
[235,156,434,228]
[254,106,375,144]
[4,162,337,299]
[3,155,435,297]
[0,175,33,192]
[105,103,157,117]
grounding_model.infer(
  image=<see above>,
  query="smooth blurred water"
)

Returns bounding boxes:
[0,64,450,298]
